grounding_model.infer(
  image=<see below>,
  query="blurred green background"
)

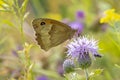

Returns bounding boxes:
[0,0,120,80]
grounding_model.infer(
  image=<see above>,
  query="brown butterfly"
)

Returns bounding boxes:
[32,18,75,51]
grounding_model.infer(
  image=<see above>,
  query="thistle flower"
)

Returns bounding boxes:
[77,52,92,69]
[63,59,75,73]
[69,11,85,35]
[69,21,83,35]
[76,10,85,20]
[67,36,101,69]
[67,36,101,59]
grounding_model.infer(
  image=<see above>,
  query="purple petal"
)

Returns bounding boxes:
[69,21,83,34]
[76,11,85,19]
[36,75,48,80]
[67,36,101,59]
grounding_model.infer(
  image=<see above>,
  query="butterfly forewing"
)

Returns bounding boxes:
[49,23,75,47]
[32,18,75,51]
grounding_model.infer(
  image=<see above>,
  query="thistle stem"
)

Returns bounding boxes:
[84,69,89,80]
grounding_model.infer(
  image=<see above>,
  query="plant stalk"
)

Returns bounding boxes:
[84,69,89,80]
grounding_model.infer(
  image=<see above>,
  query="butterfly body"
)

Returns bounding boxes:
[32,18,75,51]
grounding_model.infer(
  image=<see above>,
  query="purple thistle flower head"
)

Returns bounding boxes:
[76,11,85,20]
[36,75,48,80]
[67,36,101,59]
[69,21,83,35]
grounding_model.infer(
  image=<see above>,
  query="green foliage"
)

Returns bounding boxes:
[115,64,120,69]
[64,73,83,80]
[17,43,34,80]
[89,69,103,80]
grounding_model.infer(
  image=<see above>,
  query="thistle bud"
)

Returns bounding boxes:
[77,52,91,69]
[63,59,75,73]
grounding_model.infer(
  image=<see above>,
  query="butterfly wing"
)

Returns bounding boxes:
[32,18,75,51]
[49,20,75,48]
[32,19,52,51]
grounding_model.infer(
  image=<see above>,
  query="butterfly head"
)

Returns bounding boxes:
[32,18,53,29]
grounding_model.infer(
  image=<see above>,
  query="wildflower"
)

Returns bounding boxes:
[67,36,101,69]
[69,21,83,35]
[100,9,120,24]
[63,59,75,73]
[62,10,84,35]
[76,10,85,20]
[36,75,48,80]
[77,52,92,69]
[69,10,85,35]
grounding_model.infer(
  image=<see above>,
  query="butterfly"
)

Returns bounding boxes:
[32,18,76,51]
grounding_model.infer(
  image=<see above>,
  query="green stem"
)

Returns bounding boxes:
[20,19,25,44]
[84,69,89,80]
